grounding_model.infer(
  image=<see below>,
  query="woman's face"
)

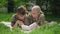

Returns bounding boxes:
[31,9,39,18]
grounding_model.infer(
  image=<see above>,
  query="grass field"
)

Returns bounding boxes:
[0,13,60,34]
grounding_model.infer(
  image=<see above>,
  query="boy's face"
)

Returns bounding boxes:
[31,9,39,18]
[17,13,25,20]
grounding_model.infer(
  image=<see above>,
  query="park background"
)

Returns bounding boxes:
[0,0,60,34]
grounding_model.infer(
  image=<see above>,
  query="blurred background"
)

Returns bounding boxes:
[0,0,60,22]
[0,0,60,15]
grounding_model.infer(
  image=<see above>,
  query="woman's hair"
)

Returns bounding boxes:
[32,5,44,14]
[17,6,27,15]
[32,5,45,20]
[32,5,45,25]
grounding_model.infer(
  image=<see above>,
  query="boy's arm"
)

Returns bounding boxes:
[24,17,30,26]
[11,15,17,28]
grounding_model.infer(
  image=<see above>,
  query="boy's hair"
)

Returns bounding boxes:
[17,6,27,15]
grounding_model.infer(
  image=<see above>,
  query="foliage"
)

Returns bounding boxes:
[0,13,60,34]
[0,0,8,8]
[30,24,60,34]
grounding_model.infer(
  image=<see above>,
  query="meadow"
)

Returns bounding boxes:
[0,13,60,34]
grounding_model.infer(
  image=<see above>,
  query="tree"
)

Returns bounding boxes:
[8,0,15,13]
[36,0,60,16]
[52,0,60,16]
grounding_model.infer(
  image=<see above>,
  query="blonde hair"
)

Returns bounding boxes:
[32,5,44,14]
[32,5,45,20]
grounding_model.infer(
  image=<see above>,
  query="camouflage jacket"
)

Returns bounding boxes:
[11,14,25,27]
[24,14,45,26]
[11,14,46,27]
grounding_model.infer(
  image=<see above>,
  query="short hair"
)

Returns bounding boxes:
[17,6,27,15]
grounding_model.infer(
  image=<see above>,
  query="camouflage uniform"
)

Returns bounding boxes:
[11,13,45,27]
[11,14,25,27]
[24,14,45,26]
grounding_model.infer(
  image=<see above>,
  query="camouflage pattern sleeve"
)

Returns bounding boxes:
[11,14,17,27]
[24,17,30,26]
[24,15,34,26]
[37,14,46,26]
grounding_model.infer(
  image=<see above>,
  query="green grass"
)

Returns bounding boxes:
[0,13,14,22]
[0,24,25,34]
[0,23,60,34]
[30,24,60,34]
[0,13,60,34]
[45,15,60,23]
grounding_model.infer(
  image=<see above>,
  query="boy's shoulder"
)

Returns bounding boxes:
[24,15,33,21]
[11,14,17,20]
[39,14,45,18]
[25,15,33,19]
[12,14,16,18]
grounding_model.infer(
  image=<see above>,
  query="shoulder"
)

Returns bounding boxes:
[38,14,45,20]
[11,14,17,20]
[24,15,33,21]
[40,14,45,17]
[12,14,16,17]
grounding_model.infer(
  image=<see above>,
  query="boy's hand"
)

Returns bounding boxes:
[17,20,24,26]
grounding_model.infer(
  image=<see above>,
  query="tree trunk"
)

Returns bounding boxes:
[8,0,15,13]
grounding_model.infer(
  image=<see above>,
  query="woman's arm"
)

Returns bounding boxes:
[21,22,39,31]
[37,14,46,26]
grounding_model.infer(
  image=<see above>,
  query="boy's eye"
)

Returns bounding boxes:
[32,13,35,14]
[21,15,23,17]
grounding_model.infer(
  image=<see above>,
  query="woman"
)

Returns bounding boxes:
[24,5,45,26]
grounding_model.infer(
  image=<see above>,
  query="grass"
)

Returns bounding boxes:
[0,24,25,34]
[0,13,13,22]
[0,22,60,34]
[45,14,60,23]
[0,13,60,34]
[30,24,60,34]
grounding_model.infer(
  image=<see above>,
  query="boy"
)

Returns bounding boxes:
[11,6,27,28]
